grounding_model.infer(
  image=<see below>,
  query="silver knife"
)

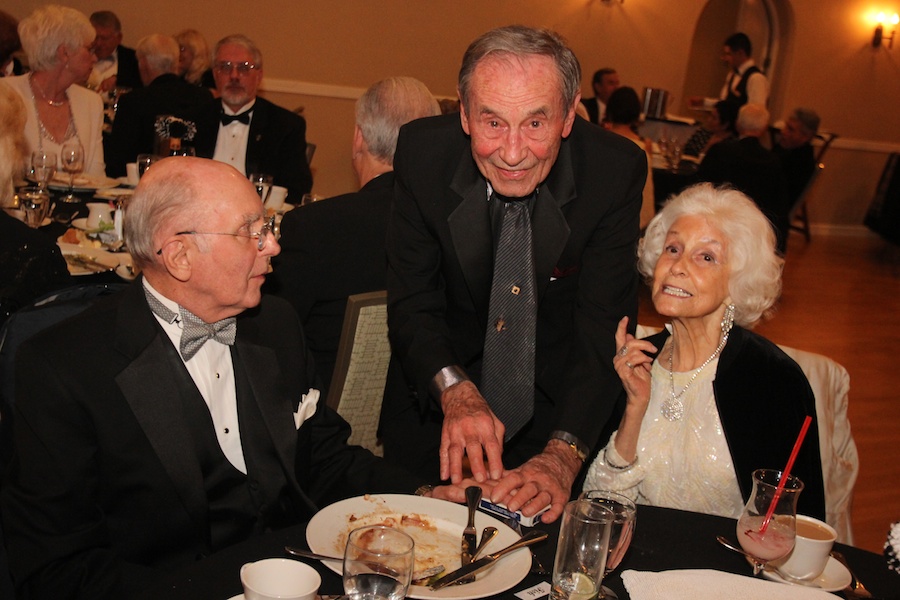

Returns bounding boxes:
[460,486,482,582]
[430,530,548,590]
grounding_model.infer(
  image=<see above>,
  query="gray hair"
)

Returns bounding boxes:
[18,5,95,72]
[136,34,180,76]
[736,103,770,136]
[89,10,121,32]
[791,107,820,137]
[125,158,202,267]
[174,29,210,85]
[639,183,783,327]
[214,34,262,68]
[458,25,581,114]
[0,83,27,206]
[356,76,440,164]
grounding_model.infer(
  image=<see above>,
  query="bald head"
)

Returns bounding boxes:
[126,157,251,268]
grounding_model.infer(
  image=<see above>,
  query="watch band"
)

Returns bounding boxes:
[549,430,589,462]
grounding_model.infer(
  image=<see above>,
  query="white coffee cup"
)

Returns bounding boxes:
[240,558,320,600]
[773,514,836,581]
[265,185,288,212]
[126,162,140,186]
[86,202,114,230]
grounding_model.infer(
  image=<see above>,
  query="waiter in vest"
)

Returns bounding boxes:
[690,32,768,110]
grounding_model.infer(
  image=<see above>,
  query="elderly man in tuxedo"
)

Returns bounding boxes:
[106,33,212,176]
[382,26,646,523]
[192,34,313,198]
[0,157,476,599]
[87,10,142,92]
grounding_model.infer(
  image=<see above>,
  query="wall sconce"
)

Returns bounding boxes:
[873,12,899,48]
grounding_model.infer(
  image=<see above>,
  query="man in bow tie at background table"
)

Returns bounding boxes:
[192,34,313,198]
[381,25,646,523]
[0,157,462,599]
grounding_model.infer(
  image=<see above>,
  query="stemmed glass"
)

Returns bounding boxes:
[249,173,273,205]
[59,140,84,203]
[343,525,414,600]
[31,151,57,191]
[736,468,803,575]
[579,490,636,600]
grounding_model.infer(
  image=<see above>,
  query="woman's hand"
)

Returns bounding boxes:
[613,316,656,413]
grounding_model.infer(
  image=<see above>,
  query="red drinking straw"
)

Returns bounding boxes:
[758,415,812,534]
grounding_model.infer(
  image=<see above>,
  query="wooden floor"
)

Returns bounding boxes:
[637,229,900,553]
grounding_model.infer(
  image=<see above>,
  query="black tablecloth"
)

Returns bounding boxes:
[137,505,900,600]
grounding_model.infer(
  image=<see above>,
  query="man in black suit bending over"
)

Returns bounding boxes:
[267,76,440,397]
[382,26,646,523]
[192,34,313,199]
[106,34,212,177]
[0,157,468,599]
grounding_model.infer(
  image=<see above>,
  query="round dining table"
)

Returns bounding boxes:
[135,504,899,600]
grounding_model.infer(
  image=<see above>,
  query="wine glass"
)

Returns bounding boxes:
[59,140,84,203]
[249,173,273,205]
[579,490,636,600]
[18,186,51,228]
[736,468,803,575]
[31,151,57,191]
[343,525,414,600]
[136,154,159,179]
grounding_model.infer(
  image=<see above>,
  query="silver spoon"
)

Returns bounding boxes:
[716,535,755,560]
[472,527,498,560]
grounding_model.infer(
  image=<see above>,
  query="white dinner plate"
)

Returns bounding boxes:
[306,494,531,600]
[762,556,851,592]
[48,174,119,192]
[57,242,122,276]
[70,218,110,233]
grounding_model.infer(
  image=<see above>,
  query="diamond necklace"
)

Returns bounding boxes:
[661,331,729,421]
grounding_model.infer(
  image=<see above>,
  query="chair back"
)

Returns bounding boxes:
[788,162,824,241]
[778,345,858,544]
[325,290,390,455]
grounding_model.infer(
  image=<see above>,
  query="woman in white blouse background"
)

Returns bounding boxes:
[583,183,827,521]
[1,5,105,179]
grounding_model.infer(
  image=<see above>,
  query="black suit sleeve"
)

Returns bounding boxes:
[105,91,141,177]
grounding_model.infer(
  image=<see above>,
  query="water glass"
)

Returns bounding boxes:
[31,151,57,189]
[343,525,414,600]
[551,499,614,600]
[136,154,159,179]
[18,186,51,228]
[249,173,274,204]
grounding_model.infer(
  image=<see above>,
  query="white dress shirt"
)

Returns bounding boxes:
[718,59,769,106]
[213,100,255,175]
[143,279,247,473]
[87,49,118,91]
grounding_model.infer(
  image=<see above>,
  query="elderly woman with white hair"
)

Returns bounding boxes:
[583,183,826,521]
[0,5,105,178]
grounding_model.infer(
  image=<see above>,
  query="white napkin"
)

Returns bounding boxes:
[621,569,835,600]
[294,388,320,429]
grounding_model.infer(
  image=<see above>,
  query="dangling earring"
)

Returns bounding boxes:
[721,303,735,334]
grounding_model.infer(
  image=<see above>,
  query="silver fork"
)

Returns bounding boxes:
[504,516,549,576]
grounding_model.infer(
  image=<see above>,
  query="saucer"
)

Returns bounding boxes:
[762,556,851,592]
[226,595,244,600]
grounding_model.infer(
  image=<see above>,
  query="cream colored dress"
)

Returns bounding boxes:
[583,358,746,519]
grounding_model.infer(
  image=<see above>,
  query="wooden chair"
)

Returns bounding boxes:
[788,162,823,242]
[325,290,390,456]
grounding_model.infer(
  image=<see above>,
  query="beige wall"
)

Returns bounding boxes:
[7,0,899,226]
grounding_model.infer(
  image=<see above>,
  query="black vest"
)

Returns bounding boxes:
[726,65,762,107]
[178,346,299,552]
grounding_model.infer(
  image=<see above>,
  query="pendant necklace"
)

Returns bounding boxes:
[662,304,735,421]
[30,73,67,107]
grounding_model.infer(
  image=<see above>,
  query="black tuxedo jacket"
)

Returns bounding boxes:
[697,136,790,251]
[192,97,313,198]
[1,281,419,598]
[114,45,142,90]
[267,173,394,396]
[106,73,213,176]
[383,114,646,472]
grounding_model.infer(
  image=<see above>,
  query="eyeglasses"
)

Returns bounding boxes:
[156,215,276,255]
[213,61,259,76]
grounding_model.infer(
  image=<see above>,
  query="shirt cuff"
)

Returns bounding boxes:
[429,365,470,398]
